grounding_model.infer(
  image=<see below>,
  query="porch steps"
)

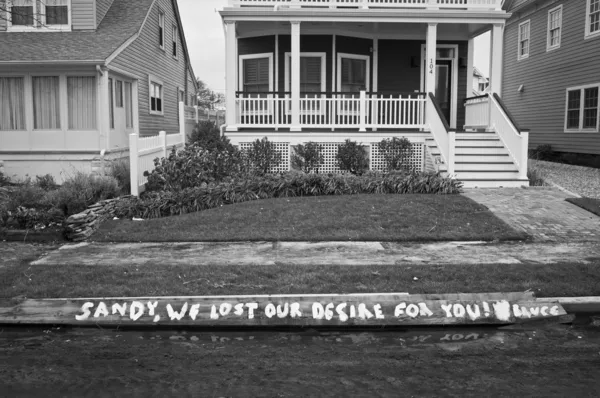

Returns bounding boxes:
[425,132,528,188]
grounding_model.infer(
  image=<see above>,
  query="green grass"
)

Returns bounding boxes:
[1,261,599,299]
[94,194,528,242]
[566,197,600,217]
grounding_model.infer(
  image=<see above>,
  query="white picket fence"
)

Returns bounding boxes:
[129,102,187,196]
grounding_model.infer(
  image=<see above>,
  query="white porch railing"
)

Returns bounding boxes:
[229,0,504,10]
[464,95,490,129]
[425,93,454,174]
[489,93,529,179]
[235,91,426,130]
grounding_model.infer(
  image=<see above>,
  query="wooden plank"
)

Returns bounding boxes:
[0,293,566,327]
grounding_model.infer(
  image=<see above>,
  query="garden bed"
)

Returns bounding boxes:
[566,197,600,217]
[95,194,528,242]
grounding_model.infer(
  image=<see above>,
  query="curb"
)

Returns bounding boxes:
[544,297,600,313]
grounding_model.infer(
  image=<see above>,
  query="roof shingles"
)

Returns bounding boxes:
[0,0,154,63]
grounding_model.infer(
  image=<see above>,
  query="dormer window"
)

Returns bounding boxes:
[6,0,71,31]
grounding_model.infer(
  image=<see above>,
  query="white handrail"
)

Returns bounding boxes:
[489,94,528,179]
[425,93,454,174]
[230,0,504,10]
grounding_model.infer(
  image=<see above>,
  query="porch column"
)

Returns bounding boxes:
[290,21,301,131]
[489,23,504,95]
[97,67,110,149]
[466,37,475,97]
[225,21,237,131]
[425,23,437,96]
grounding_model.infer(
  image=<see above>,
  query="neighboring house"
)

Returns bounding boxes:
[473,66,490,96]
[0,0,197,182]
[219,0,530,187]
[502,0,600,155]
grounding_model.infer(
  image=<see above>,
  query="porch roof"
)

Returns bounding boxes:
[0,0,153,64]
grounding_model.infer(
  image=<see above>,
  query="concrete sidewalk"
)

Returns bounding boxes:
[32,240,600,266]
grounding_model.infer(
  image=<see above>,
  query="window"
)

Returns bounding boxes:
[125,82,133,128]
[7,0,70,30]
[241,55,271,93]
[565,84,600,132]
[338,54,370,93]
[285,53,326,111]
[32,76,61,130]
[0,77,26,131]
[172,25,178,58]
[547,6,562,51]
[158,11,165,49]
[587,0,600,38]
[9,0,34,26]
[44,0,69,26]
[67,77,96,130]
[150,80,163,114]
[115,80,123,108]
[518,20,530,60]
[108,78,114,129]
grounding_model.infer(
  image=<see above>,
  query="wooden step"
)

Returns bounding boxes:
[455,162,517,172]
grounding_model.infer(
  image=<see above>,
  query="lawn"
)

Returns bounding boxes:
[94,194,528,242]
[2,261,599,299]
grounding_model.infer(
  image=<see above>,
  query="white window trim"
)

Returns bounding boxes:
[158,10,165,50]
[172,25,178,60]
[6,0,71,32]
[564,83,600,133]
[238,53,274,116]
[586,0,600,39]
[547,5,562,52]
[284,52,327,114]
[518,20,531,61]
[148,75,164,116]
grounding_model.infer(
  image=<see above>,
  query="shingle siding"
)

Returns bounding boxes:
[109,0,188,137]
[72,0,96,30]
[96,0,115,27]
[503,0,600,154]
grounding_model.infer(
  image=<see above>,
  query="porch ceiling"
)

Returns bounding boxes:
[235,21,491,40]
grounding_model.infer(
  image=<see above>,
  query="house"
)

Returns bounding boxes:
[473,66,490,96]
[219,0,529,187]
[0,0,197,182]
[502,0,600,156]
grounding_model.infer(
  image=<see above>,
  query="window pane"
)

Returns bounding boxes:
[159,13,164,47]
[11,6,34,26]
[150,82,162,112]
[67,77,96,130]
[116,81,123,108]
[341,58,366,92]
[109,78,114,129]
[0,77,26,131]
[583,87,599,129]
[567,90,581,129]
[46,7,68,25]
[591,0,600,33]
[125,82,133,128]
[172,26,178,57]
[32,77,60,130]
[244,58,269,93]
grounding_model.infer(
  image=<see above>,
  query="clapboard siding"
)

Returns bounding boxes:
[96,0,114,27]
[72,0,95,30]
[503,0,600,154]
[109,0,187,137]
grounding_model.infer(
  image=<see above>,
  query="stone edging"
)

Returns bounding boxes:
[64,196,132,242]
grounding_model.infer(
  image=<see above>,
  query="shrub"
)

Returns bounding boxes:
[112,171,462,220]
[189,120,236,154]
[6,183,49,210]
[0,171,11,187]
[292,142,324,173]
[9,207,64,230]
[378,137,414,171]
[34,174,58,191]
[529,144,553,160]
[336,139,369,175]
[527,165,548,187]
[46,172,121,216]
[109,159,131,195]
[144,143,247,192]
[244,137,283,175]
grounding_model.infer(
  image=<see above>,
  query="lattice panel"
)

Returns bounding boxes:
[239,142,290,173]
[370,142,424,172]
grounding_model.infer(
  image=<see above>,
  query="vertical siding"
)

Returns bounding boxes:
[72,0,95,30]
[503,0,600,154]
[108,0,188,138]
[96,0,114,27]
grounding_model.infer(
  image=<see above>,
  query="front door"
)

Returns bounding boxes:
[435,60,452,124]
[108,76,134,148]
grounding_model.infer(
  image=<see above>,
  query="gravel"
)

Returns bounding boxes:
[530,160,600,199]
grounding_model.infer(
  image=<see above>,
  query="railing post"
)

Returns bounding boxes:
[448,130,456,176]
[159,131,167,159]
[129,133,139,197]
[520,130,529,180]
[359,90,367,132]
